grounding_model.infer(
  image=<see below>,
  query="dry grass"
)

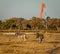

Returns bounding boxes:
[0,33,60,54]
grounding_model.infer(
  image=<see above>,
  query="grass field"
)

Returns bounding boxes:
[0,33,60,54]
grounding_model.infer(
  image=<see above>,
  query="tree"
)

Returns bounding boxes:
[9,17,24,29]
[0,20,2,29]
[45,16,51,31]
[1,19,16,30]
[46,16,50,21]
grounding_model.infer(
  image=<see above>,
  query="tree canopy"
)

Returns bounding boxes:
[0,17,60,30]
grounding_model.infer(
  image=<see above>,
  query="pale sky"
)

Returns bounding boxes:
[0,0,60,20]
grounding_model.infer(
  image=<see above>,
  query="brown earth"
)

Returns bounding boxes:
[0,33,60,54]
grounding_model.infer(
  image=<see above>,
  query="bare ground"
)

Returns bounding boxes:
[0,33,60,54]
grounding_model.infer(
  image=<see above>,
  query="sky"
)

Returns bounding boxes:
[0,0,60,20]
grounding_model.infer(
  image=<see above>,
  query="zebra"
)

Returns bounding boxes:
[15,32,27,41]
[36,33,44,43]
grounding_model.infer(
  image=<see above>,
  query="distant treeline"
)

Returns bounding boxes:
[0,17,60,30]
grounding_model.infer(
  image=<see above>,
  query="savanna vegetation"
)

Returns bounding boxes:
[0,17,60,31]
[0,17,60,54]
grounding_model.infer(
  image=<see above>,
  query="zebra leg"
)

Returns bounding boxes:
[39,37,42,43]
[39,37,41,43]
[18,35,21,41]
[23,35,26,41]
[41,39,43,43]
